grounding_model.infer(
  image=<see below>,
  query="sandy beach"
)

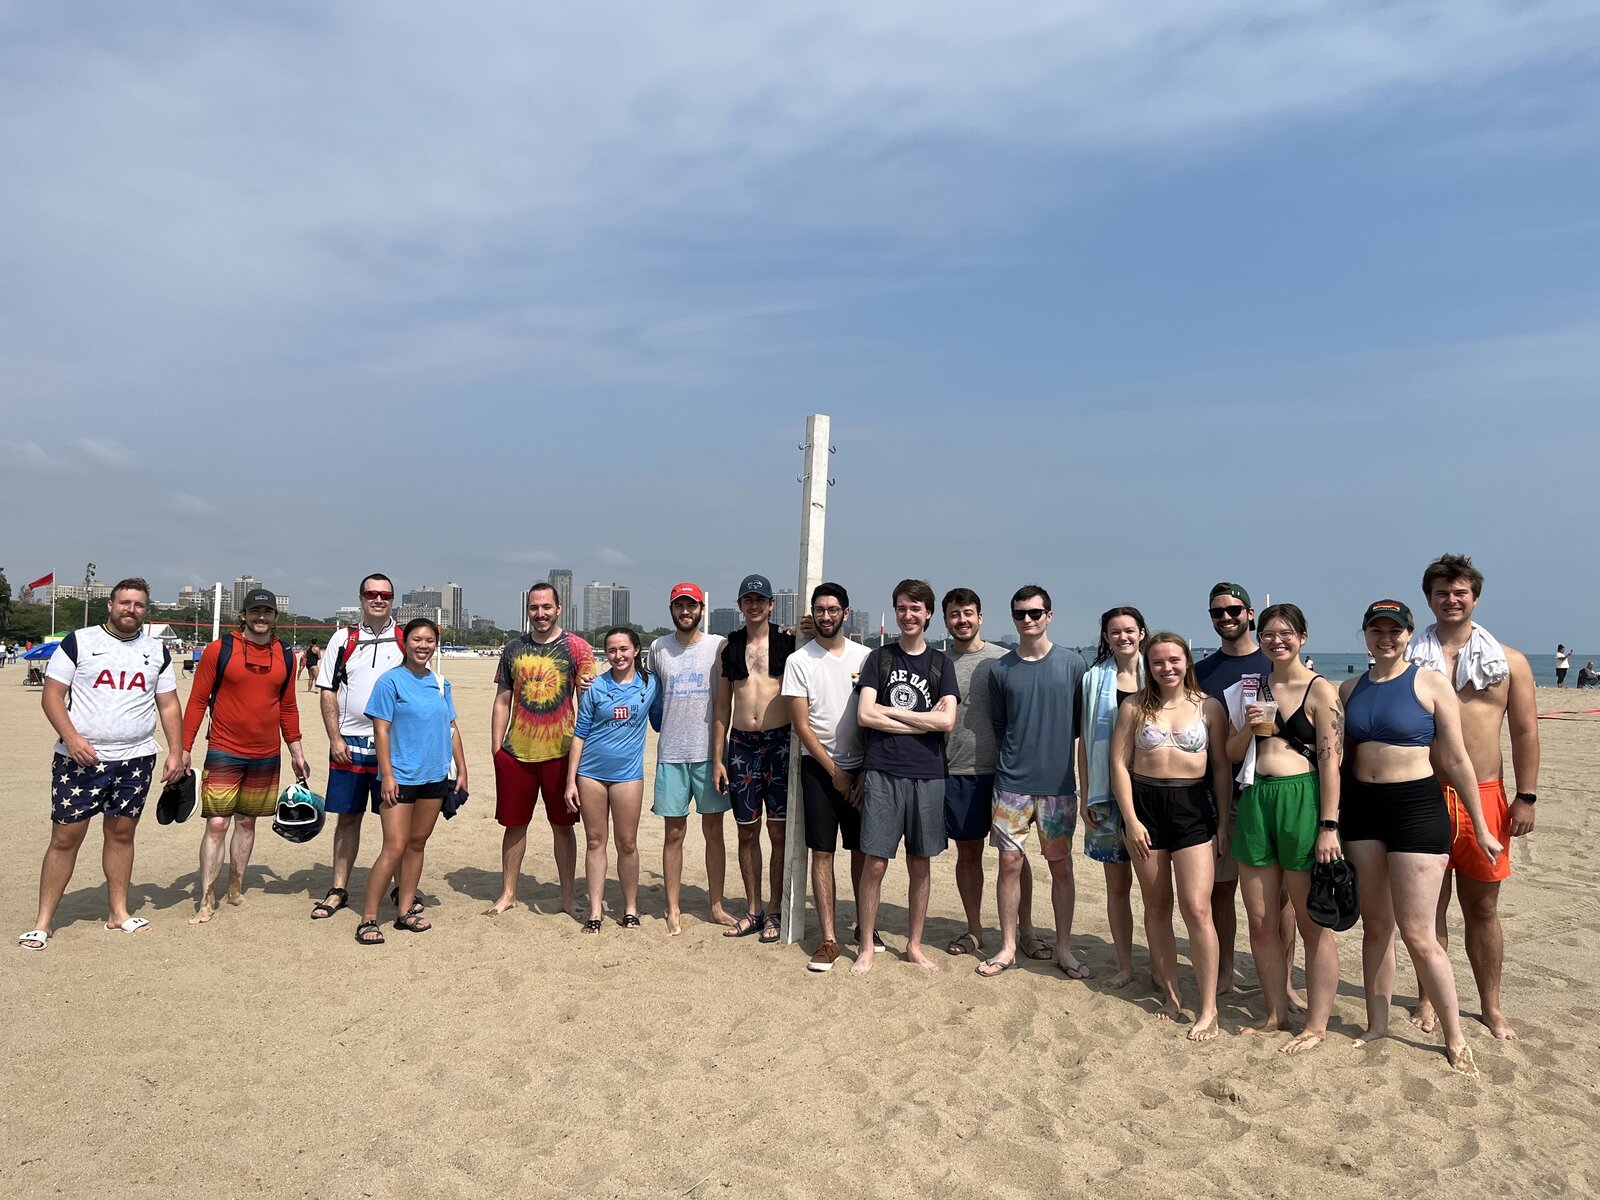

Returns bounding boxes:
[3,658,1597,1199]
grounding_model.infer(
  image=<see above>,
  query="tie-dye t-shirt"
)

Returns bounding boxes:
[495,632,596,763]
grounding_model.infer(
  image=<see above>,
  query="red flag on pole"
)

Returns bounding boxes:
[25,571,54,591]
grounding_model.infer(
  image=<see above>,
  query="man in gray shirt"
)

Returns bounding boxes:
[941,587,1046,961]
[648,582,733,935]
[975,585,1092,980]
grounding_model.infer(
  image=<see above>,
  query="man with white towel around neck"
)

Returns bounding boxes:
[1408,553,1539,1041]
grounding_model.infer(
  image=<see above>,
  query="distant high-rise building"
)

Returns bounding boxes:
[404,585,443,609]
[233,575,260,614]
[709,607,740,636]
[176,585,206,610]
[610,584,631,628]
[773,589,798,630]
[583,581,612,634]
[547,569,574,622]
[470,615,498,634]
[443,582,465,630]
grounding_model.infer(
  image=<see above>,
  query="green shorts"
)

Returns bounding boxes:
[1230,771,1319,872]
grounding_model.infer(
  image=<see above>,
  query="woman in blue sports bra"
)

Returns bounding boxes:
[1110,632,1233,1043]
[565,627,661,935]
[1337,600,1499,1076]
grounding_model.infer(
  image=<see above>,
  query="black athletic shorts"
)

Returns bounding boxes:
[800,754,861,853]
[1131,773,1216,853]
[1340,776,1449,856]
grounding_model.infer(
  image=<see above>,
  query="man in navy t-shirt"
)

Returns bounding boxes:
[851,579,960,976]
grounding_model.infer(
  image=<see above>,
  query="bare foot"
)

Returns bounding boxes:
[1447,1043,1479,1077]
[709,905,739,929]
[1155,995,1183,1023]
[1287,988,1308,1014]
[1238,1015,1287,1037]
[665,912,682,937]
[1352,1024,1389,1047]
[188,898,216,926]
[849,946,875,977]
[483,898,517,916]
[1481,1009,1517,1041]
[905,946,941,974]
[1280,1030,1325,1056]
[1216,977,1237,997]
[1188,1015,1220,1044]
[1410,1000,1439,1035]
[226,870,243,906]
[1105,966,1135,989]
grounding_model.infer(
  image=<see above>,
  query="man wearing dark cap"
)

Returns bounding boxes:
[648,582,735,935]
[712,573,796,944]
[180,587,309,923]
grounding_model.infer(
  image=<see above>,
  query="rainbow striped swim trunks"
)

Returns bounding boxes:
[200,751,281,819]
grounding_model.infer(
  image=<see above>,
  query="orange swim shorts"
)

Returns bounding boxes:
[1444,779,1512,883]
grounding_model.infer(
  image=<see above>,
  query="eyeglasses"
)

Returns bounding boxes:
[1259,631,1299,643]
[811,606,844,617]
[1208,605,1245,619]
[362,590,394,601]
[1012,608,1048,622]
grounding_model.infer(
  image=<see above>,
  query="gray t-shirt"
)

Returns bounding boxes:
[648,633,724,764]
[945,642,1008,776]
[988,644,1088,795]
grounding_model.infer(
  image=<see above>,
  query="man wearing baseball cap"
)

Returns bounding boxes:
[648,583,735,935]
[712,572,796,943]
[180,586,309,923]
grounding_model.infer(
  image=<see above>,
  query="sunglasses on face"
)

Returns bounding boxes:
[1208,605,1245,619]
[1012,608,1047,622]
[362,590,394,601]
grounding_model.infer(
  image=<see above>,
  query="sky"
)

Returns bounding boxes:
[3,2,1597,651]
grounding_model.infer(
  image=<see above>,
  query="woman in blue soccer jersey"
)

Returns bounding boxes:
[565,627,660,933]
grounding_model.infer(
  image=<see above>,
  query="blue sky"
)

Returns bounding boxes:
[3,2,1596,651]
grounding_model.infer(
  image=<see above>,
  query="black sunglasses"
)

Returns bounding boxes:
[1011,608,1048,622]
[1208,605,1245,619]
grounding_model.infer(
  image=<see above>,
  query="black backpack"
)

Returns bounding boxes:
[207,634,295,715]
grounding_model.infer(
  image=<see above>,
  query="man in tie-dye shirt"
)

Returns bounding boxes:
[489,582,596,917]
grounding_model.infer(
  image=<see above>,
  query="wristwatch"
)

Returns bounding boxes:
[1318,819,1340,831]
[1515,792,1537,806]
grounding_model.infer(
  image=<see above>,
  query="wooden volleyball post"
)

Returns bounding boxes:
[781,415,833,944]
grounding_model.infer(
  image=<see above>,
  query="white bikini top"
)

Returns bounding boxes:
[1135,718,1208,754]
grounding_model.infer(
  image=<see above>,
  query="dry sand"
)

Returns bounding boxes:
[3,660,1597,1198]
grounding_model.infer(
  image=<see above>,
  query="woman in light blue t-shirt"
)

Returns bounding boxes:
[354,618,467,946]
[565,627,659,934]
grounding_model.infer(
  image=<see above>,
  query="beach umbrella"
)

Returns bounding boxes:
[22,641,59,660]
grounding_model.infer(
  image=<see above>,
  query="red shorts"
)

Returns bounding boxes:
[494,749,577,828]
[1444,779,1512,883]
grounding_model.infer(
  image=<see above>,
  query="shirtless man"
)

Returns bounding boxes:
[1409,553,1539,1041]
[712,573,796,944]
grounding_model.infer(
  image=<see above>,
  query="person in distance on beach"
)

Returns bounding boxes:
[353,619,467,945]
[647,583,735,936]
[1195,581,1300,1008]
[567,628,659,933]
[311,574,405,921]
[1076,606,1147,988]
[712,573,796,945]
[974,586,1092,982]
[851,580,959,976]
[1110,633,1231,1042]
[1554,644,1570,687]
[1221,604,1343,1053]
[21,579,185,949]
[940,588,1047,962]
[1407,554,1539,1041]
[781,582,873,972]
[1338,599,1498,1075]
[489,582,595,918]
[181,588,310,923]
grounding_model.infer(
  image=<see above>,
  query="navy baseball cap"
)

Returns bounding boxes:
[738,574,774,600]
[242,588,278,612]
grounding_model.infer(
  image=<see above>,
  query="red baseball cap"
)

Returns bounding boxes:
[669,582,704,604]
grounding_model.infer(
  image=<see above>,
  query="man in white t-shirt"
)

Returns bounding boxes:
[310,572,405,919]
[781,582,873,973]
[21,578,185,950]
[647,582,732,935]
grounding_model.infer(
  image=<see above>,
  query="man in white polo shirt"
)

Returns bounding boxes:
[311,572,405,920]
[21,578,185,949]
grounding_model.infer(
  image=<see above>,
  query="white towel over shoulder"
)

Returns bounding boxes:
[1407,623,1509,691]
[1222,680,1256,789]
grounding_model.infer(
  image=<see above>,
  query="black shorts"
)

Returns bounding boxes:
[1131,773,1216,853]
[396,778,451,805]
[800,755,860,853]
[1339,776,1449,855]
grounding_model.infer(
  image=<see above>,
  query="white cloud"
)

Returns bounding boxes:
[169,492,218,517]
[73,438,133,468]
[598,547,633,568]
[0,440,57,470]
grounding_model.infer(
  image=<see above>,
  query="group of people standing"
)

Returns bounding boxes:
[20,555,1540,1074]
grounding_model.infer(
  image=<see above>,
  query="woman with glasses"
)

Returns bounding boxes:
[1110,633,1233,1042]
[1076,606,1147,988]
[1338,600,1499,1074]
[566,627,659,933]
[1222,604,1342,1053]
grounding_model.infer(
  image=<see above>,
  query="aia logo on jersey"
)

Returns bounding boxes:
[612,705,631,722]
[93,669,148,691]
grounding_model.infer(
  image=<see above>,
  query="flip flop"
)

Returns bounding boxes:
[759,912,782,944]
[18,929,49,951]
[975,957,1016,979]
[106,917,151,934]
[723,911,764,939]
[311,887,349,920]
[946,931,982,957]
[1057,959,1094,980]
[1020,935,1054,960]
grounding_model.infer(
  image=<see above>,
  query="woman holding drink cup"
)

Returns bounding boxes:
[1223,603,1343,1052]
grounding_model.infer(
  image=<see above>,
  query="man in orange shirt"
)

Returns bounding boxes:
[181,588,309,923]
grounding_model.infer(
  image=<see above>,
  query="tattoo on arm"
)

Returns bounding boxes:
[1319,702,1346,763]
